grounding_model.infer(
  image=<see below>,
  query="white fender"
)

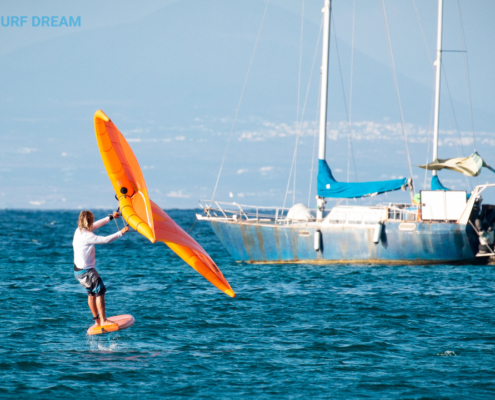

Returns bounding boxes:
[373,223,383,244]
[314,231,321,251]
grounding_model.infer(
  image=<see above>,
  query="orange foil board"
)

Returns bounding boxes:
[87,314,135,336]
[94,110,235,298]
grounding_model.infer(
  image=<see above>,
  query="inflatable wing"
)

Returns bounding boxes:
[151,201,235,298]
[94,110,235,298]
[94,110,155,243]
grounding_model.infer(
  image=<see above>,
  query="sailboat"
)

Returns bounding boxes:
[197,0,495,264]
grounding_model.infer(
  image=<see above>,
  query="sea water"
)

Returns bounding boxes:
[1,209,495,399]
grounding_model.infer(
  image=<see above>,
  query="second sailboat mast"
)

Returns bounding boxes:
[432,0,444,175]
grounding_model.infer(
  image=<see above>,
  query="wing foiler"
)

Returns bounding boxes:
[94,110,235,298]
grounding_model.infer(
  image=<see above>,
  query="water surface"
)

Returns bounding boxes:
[1,210,495,399]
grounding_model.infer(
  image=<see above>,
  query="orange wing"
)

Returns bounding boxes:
[94,110,235,297]
[151,201,235,298]
[94,110,155,242]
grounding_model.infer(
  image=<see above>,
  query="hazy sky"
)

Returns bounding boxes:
[1,0,494,210]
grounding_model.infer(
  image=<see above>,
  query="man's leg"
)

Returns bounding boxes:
[96,294,109,325]
[88,295,99,325]
[92,271,113,326]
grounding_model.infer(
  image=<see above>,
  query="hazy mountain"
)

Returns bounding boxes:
[0,0,492,209]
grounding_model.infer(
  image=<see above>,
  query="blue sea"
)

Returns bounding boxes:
[1,209,495,399]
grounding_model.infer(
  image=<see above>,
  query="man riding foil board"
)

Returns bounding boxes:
[73,210,128,331]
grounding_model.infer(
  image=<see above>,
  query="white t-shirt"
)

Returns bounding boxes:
[73,216,125,270]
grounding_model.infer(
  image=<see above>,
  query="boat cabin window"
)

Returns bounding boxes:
[347,213,363,224]
[405,210,417,221]
[329,212,346,224]
[363,213,381,224]
[388,209,401,220]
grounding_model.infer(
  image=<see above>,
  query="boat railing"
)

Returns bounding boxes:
[386,205,418,222]
[199,200,421,224]
[198,200,316,224]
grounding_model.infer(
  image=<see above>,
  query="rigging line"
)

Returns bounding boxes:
[456,0,476,152]
[308,74,322,208]
[412,1,468,191]
[442,64,466,157]
[284,15,323,210]
[285,0,305,208]
[331,12,357,183]
[412,0,436,190]
[292,151,297,206]
[292,156,296,206]
[292,162,295,206]
[423,88,435,191]
[441,63,472,190]
[187,220,197,234]
[381,0,415,197]
[283,129,298,209]
[441,104,463,159]
[412,0,433,63]
[424,95,435,190]
[347,0,356,184]
[296,19,323,207]
[210,0,270,203]
[293,0,305,206]
[296,0,305,131]
[307,19,324,208]
[456,0,479,188]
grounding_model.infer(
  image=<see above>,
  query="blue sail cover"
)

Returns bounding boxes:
[317,159,408,198]
[431,175,471,198]
[431,175,449,191]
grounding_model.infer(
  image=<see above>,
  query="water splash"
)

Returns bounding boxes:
[436,350,457,357]
[86,333,126,352]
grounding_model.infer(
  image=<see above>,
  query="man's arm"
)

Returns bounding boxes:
[92,217,110,230]
[84,227,128,245]
[92,212,120,230]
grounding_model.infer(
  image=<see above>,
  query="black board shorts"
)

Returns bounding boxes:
[74,266,106,297]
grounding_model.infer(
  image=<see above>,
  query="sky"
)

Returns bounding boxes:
[1,0,495,210]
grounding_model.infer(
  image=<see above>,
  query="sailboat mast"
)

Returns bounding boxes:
[432,0,444,176]
[316,0,331,220]
[318,0,331,161]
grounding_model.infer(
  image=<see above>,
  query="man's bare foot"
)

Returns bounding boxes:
[100,319,116,327]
